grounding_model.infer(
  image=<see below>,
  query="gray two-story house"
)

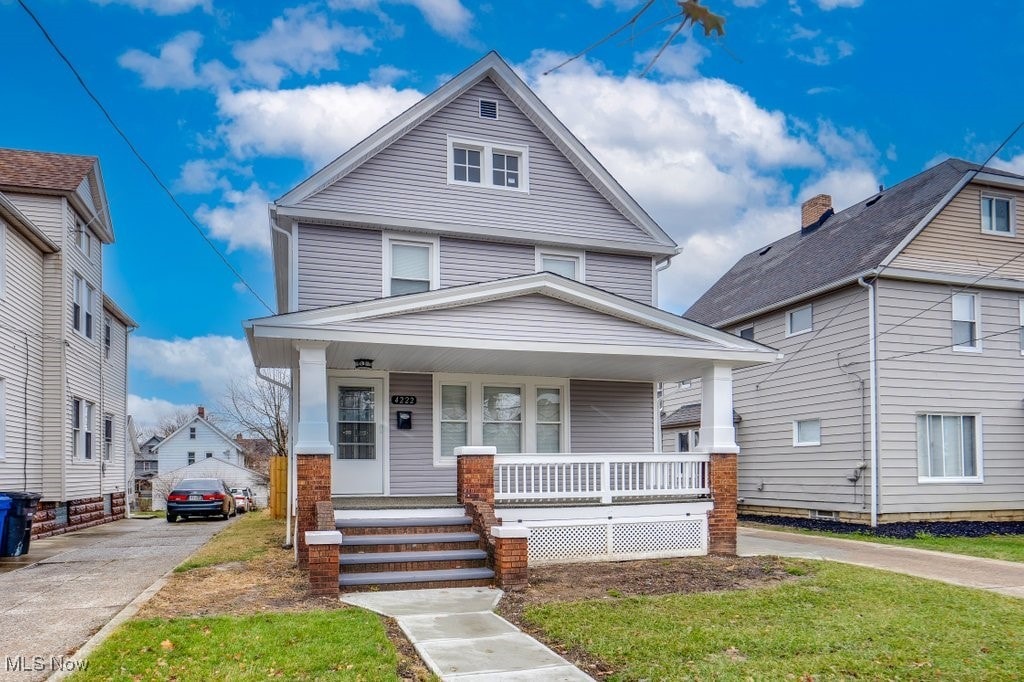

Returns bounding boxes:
[245,52,777,589]
[667,158,1024,526]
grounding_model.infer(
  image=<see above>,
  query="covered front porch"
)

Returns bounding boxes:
[244,274,777,589]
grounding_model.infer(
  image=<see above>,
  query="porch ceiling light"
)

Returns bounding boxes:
[354,358,374,369]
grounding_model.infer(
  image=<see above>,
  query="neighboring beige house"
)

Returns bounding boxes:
[245,52,777,590]
[0,148,135,538]
[666,158,1024,526]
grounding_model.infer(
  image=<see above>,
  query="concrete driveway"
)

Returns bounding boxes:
[739,525,1024,599]
[0,516,226,681]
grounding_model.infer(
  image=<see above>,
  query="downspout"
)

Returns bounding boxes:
[255,368,294,549]
[270,216,296,314]
[835,352,867,509]
[124,324,136,516]
[857,276,880,527]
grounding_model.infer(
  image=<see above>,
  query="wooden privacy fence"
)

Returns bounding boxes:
[269,456,288,519]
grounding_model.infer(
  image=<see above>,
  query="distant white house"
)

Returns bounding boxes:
[152,407,245,474]
[150,456,269,511]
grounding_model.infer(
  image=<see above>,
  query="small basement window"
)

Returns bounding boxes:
[793,418,821,447]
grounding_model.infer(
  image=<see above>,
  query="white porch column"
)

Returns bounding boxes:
[293,341,333,455]
[699,363,739,454]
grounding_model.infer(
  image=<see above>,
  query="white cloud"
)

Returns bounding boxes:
[329,0,473,40]
[789,37,855,66]
[195,183,272,253]
[369,64,411,86]
[215,82,424,165]
[128,395,195,432]
[799,166,880,212]
[233,6,373,88]
[991,153,1024,175]
[815,0,863,9]
[118,32,230,90]
[131,335,255,400]
[91,0,210,15]
[732,0,766,6]
[790,24,821,40]
[585,0,642,9]
[176,158,229,193]
[634,40,709,79]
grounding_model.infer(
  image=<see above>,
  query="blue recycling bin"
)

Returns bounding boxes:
[0,492,42,557]
[0,495,10,554]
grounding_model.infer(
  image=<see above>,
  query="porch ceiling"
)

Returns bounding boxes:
[248,332,771,381]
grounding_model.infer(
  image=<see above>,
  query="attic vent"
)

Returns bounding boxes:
[479,100,498,119]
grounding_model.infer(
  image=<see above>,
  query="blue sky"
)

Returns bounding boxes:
[2,0,1022,427]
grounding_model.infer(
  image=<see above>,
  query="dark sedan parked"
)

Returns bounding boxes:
[166,478,237,522]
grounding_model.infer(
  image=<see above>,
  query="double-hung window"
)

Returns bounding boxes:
[384,233,438,296]
[917,414,981,481]
[72,398,95,460]
[103,415,113,461]
[981,194,1013,235]
[104,317,112,360]
[535,387,562,453]
[189,427,196,439]
[72,274,95,339]
[439,384,469,458]
[448,137,529,191]
[787,304,813,336]
[0,221,6,299]
[187,451,196,465]
[677,429,700,453]
[952,292,980,351]
[536,248,584,281]
[482,386,522,453]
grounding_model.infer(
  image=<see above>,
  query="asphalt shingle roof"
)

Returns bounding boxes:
[0,148,97,193]
[685,159,1018,326]
[661,402,740,428]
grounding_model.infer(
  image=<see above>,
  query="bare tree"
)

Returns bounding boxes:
[219,369,290,462]
[153,408,197,438]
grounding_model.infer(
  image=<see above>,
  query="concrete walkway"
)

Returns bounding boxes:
[739,526,1024,599]
[0,516,225,681]
[343,587,592,681]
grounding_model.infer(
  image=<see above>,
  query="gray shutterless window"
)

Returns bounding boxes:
[390,242,432,295]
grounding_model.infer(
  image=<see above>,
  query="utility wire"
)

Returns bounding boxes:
[17,0,274,314]
[880,322,1021,363]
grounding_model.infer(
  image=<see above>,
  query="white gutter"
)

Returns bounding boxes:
[858,276,880,527]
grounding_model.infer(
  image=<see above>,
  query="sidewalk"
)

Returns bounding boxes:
[739,526,1024,599]
[0,516,225,681]
[343,587,593,681]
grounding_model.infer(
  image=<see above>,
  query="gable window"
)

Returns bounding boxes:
[448,137,529,192]
[72,398,95,460]
[434,376,569,464]
[952,292,980,351]
[738,325,754,341]
[787,304,813,336]
[189,427,196,439]
[75,218,97,259]
[187,451,196,465]
[793,418,821,446]
[384,233,438,296]
[103,415,113,461]
[536,248,584,281]
[917,414,981,482]
[72,274,95,339]
[981,195,1014,235]
[103,317,112,360]
[677,429,699,453]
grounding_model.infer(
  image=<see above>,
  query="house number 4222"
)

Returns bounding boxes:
[390,395,417,405]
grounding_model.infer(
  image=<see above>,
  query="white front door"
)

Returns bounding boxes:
[330,378,386,495]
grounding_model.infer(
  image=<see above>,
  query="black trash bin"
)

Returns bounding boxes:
[0,492,42,557]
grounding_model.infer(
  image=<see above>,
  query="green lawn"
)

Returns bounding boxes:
[71,610,398,681]
[175,511,281,572]
[525,561,1024,681]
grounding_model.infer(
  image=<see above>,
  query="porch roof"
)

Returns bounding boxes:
[244,274,780,381]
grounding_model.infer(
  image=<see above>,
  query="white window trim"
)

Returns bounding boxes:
[916,412,984,484]
[980,193,1015,237]
[951,292,982,353]
[72,274,96,340]
[676,428,699,453]
[792,418,821,447]
[382,232,440,297]
[786,304,813,337]
[187,451,196,465]
[534,247,585,282]
[432,374,570,466]
[0,220,6,300]
[103,316,112,361]
[72,398,95,461]
[447,135,530,193]
[103,414,113,461]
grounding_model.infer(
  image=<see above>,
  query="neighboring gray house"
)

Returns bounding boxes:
[0,148,136,538]
[152,407,246,473]
[666,158,1024,525]
[245,52,777,587]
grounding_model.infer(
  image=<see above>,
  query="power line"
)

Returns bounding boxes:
[17,0,274,315]
[880,322,1021,363]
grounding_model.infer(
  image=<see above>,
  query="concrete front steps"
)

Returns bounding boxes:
[336,508,495,591]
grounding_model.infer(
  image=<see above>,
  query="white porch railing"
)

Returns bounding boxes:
[494,453,710,504]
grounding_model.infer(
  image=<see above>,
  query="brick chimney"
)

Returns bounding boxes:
[801,194,833,230]
[197,405,205,419]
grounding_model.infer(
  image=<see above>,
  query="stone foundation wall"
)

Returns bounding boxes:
[32,492,127,539]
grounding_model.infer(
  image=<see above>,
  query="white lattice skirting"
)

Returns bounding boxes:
[498,511,708,564]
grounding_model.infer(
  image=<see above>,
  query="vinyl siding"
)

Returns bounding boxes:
[297,77,656,247]
[388,372,454,495]
[156,418,245,474]
[339,294,717,349]
[570,380,655,452]
[0,222,46,493]
[439,237,534,287]
[663,285,873,513]
[297,224,382,309]
[101,310,129,495]
[586,251,654,305]
[875,278,1024,513]
[891,183,1024,278]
